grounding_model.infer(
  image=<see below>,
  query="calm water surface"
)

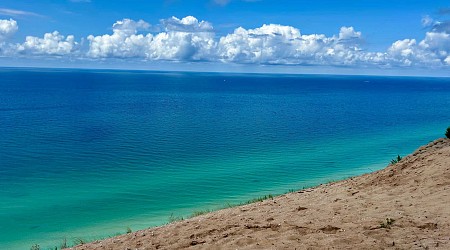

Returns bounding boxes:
[0,68,449,249]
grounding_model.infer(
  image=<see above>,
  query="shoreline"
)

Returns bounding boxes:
[16,150,405,250]
[69,138,450,249]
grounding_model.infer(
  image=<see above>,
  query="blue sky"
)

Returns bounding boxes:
[0,0,449,75]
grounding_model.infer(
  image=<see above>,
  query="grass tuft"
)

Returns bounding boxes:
[60,238,68,249]
[246,194,274,204]
[168,213,184,223]
[390,155,402,165]
[190,209,211,218]
[73,238,86,245]
[380,218,395,229]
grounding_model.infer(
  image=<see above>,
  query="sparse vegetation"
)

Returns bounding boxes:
[60,238,68,249]
[446,127,450,139]
[301,184,315,190]
[31,229,140,249]
[246,194,274,204]
[73,238,86,245]
[168,213,184,223]
[380,218,395,229]
[390,155,402,165]
[190,209,211,218]
[225,202,234,208]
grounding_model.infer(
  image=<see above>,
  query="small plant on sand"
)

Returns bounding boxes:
[126,227,132,234]
[446,127,450,139]
[225,202,235,208]
[380,218,395,229]
[60,238,68,249]
[168,213,184,223]
[190,209,211,218]
[30,244,40,250]
[73,238,86,245]
[390,155,402,165]
[246,194,274,204]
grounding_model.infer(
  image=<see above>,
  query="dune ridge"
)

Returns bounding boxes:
[71,138,450,249]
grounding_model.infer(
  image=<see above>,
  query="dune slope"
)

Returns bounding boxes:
[72,138,450,249]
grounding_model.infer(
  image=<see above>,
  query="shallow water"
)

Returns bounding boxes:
[0,69,449,249]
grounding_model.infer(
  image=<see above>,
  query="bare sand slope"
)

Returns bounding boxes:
[71,138,450,250]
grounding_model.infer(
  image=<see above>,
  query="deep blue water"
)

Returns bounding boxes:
[0,68,449,249]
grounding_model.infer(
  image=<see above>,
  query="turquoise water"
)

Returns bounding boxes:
[0,68,449,249]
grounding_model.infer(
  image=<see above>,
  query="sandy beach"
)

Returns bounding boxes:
[70,138,450,249]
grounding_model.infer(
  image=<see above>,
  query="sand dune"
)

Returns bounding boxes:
[71,138,450,249]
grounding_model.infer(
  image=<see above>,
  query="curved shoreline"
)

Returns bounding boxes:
[70,138,450,249]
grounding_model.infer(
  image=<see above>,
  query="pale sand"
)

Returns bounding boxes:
[71,138,450,249]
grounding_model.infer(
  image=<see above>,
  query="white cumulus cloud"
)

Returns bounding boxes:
[87,17,216,61]
[217,24,303,64]
[161,16,213,32]
[0,18,18,41]
[113,19,150,36]
[387,39,418,66]
[420,32,450,52]
[16,31,77,55]
[386,31,450,67]
[217,24,366,65]
[87,19,152,58]
[146,31,215,60]
[445,56,450,65]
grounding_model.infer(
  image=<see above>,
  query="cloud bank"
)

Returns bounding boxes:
[86,17,215,60]
[1,15,449,69]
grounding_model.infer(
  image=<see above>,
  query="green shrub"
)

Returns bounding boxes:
[446,127,450,139]
[390,155,402,165]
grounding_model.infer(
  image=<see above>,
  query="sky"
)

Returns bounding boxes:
[0,0,449,75]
